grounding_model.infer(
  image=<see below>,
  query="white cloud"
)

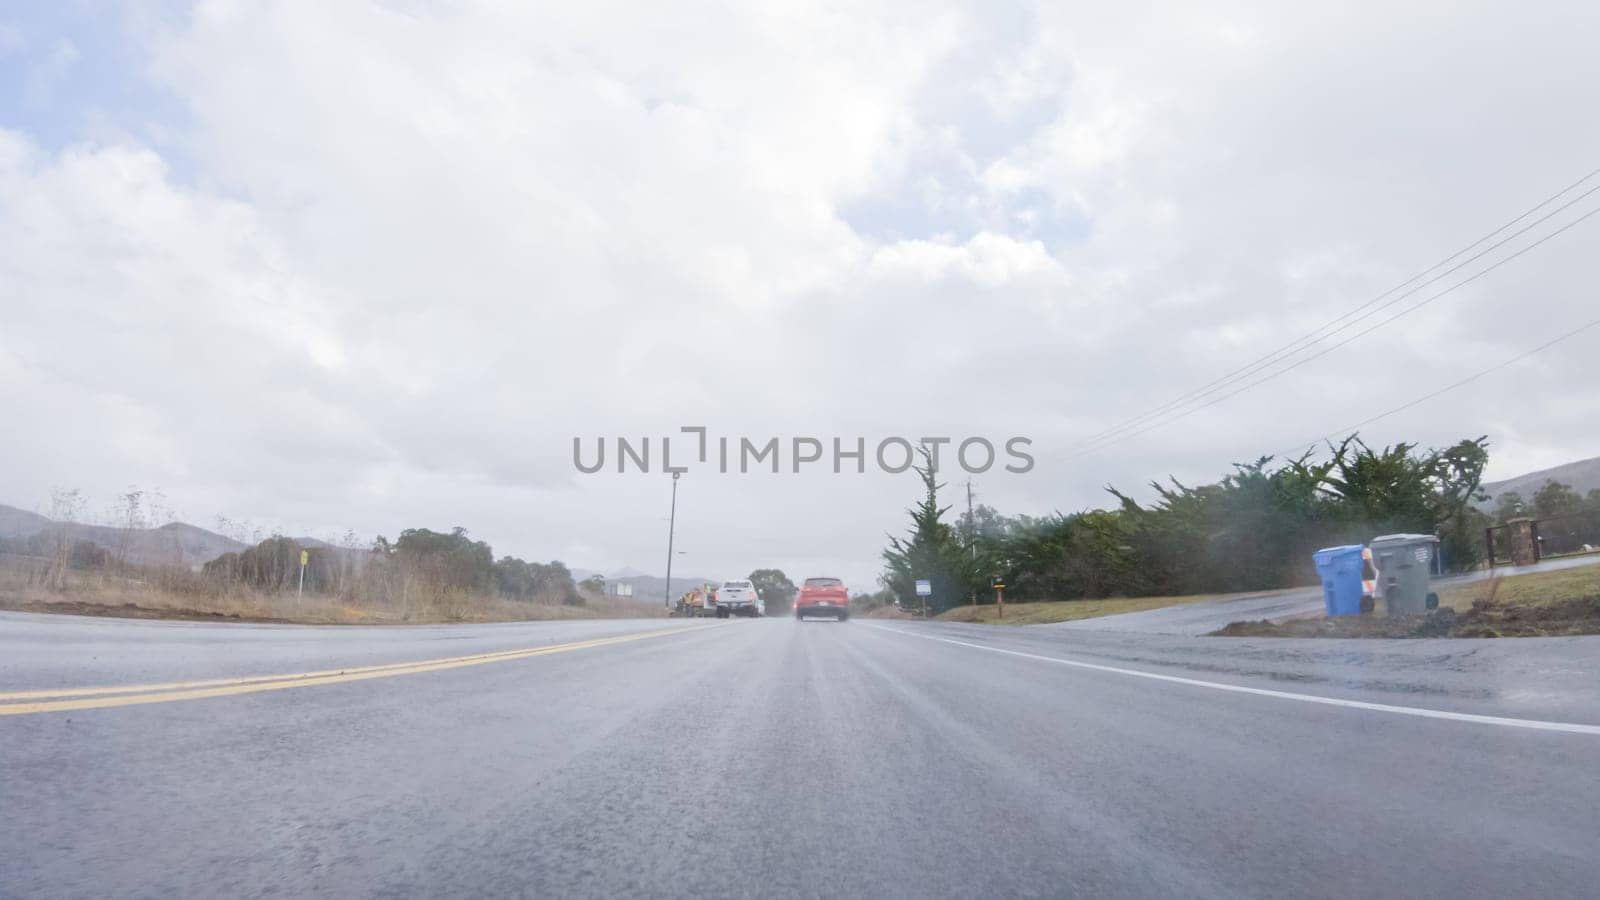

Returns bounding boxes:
[0,22,23,56]
[2,1,1600,586]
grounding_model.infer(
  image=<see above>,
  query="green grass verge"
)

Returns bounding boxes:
[1215,564,1600,638]
[1435,565,1600,611]
[933,591,1272,626]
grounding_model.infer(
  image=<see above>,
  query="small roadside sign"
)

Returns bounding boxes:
[300,550,309,567]
[915,579,931,596]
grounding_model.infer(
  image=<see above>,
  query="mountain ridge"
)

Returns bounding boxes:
[1480,454,1600,504]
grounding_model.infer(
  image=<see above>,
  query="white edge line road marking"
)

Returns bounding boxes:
[863,623,1600,736]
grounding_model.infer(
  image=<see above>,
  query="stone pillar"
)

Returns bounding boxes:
[1506,518,1538,566]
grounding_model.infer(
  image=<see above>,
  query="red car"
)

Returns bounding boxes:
[795,576,849,621]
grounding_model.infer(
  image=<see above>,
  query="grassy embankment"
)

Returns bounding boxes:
[857,589,1296,625]
[1215,564,1600,638]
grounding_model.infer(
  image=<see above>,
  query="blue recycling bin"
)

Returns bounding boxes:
[1312,545,1367,617]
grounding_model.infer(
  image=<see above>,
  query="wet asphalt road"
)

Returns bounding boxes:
[3,612,1599,899]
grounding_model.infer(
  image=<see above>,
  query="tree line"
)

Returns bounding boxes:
[4,486,815,618]
[0,500,590,612]
[1489,479,1600,556]
[880,435,1498,614]
[1489,479,1600,523]
[201,527,586,607]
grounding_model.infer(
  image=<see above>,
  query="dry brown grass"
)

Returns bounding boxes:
[0,558,664,625]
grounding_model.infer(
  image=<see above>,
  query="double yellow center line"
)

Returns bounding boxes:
[0,624,717,717]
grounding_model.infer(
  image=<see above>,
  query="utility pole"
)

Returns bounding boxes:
[664,472,680,609]
[966,479,976,605]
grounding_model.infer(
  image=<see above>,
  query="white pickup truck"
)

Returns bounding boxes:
[714,579,764,618]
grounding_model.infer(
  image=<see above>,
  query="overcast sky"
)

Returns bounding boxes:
[2,1,1598,589]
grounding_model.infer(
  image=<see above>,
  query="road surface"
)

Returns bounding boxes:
[3,611,1599,898]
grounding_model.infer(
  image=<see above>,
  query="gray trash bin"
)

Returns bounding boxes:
[1368,533,1440,616]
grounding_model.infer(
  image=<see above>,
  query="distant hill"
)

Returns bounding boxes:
[0,504,53,539]
[612,574,718,603]
[0,503,247,568]
[569,567,717,603]
[1480,455,1600,503]
[62,521,245,568]
[293,536,363,551]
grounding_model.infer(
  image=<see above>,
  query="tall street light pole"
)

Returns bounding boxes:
[664,472,681,608]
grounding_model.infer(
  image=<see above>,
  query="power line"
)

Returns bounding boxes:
[1064,167,1600,453]
[1067,170,1600,453]
[1068,178,1600,454]
[1064,203,1600,458]
[1059,201,1600,459]
[1280,313,1600,457]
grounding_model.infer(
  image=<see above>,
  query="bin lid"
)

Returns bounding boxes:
[1369,533,1438,545]
[1312,544,1364,561]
